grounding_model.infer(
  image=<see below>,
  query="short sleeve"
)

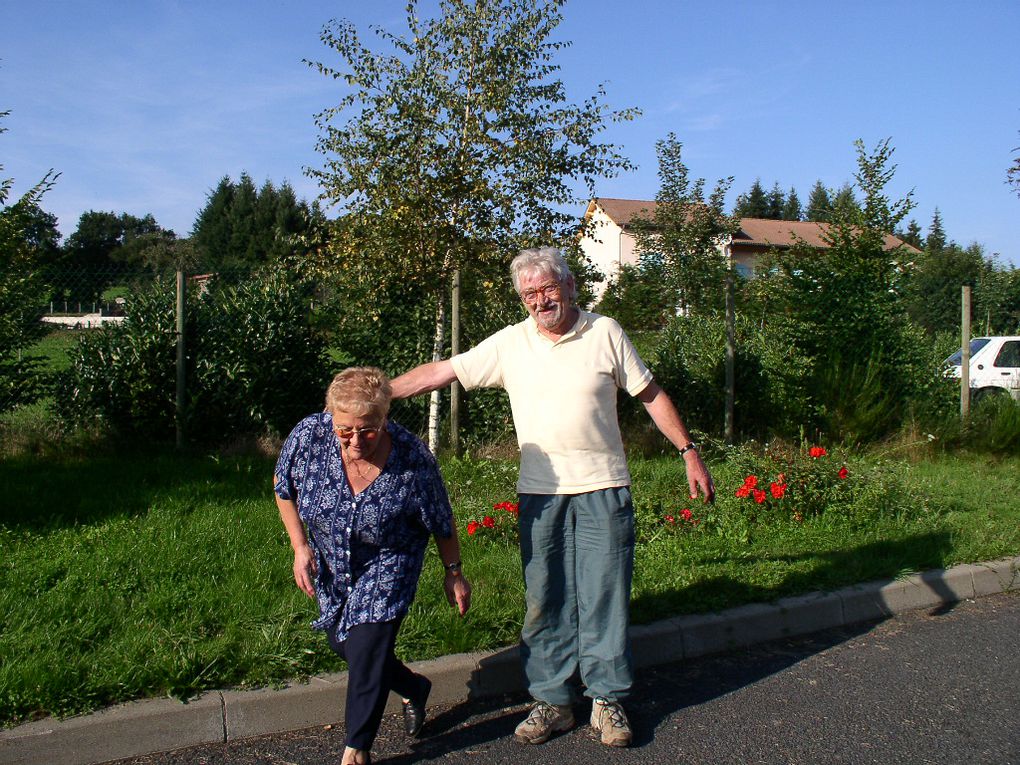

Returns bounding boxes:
[413,444,455,538]
[611,320,653,396]
[274,416,314,500]
[450,326,511,390]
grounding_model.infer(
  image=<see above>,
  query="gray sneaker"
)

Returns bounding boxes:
[590,697,632,747]
[514,701,575,745]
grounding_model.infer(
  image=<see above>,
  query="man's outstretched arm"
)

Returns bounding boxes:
[391,359,458,399]
[637,380,715,503]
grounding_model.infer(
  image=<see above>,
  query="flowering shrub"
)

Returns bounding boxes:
[662,507,701,532]
[463,501,519,544]
[728,441,862,522]
[632,496,703,543]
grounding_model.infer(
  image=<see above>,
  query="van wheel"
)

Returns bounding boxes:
[971,387,1007,405]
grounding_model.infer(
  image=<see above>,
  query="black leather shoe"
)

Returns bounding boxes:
[402,674,432,737]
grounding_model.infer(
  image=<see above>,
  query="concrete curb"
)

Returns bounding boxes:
[3,556,1018,765]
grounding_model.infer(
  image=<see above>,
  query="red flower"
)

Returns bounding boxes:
[753,489,767,504]
[809,446,828,458]
[493,501,520,516]
[735,485,751,498]
[482,515,496,528]
[467,520,479,536]
[838,466,849,480]
[679,508,693,521]
[664,514,676,525]
[770,482,787,499]
[744,475,759,488]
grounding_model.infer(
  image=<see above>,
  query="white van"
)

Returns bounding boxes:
[944,336,1020,402]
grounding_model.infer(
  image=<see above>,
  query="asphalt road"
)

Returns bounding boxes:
[107,592,1020,765]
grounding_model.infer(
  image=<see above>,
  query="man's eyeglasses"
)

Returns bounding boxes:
[520,282,561,303]
[333,425,383,441]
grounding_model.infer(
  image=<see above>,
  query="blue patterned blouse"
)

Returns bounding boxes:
[274,413,454,642]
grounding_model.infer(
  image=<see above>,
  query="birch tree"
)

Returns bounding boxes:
[307,0,637,449]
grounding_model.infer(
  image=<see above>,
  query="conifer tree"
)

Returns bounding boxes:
[926,208,947,255]
[805,180,832,222]
[782,186,802,221]
[732,179,769,218]
[766,182,785,220]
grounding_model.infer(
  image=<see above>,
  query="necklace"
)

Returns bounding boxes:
[342,449,379,481]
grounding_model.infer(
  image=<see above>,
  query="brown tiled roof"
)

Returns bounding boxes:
[589,198,918,253]
[588,198,658,227]
[734,217,916,253]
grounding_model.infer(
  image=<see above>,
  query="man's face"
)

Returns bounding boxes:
[518,269,573,334]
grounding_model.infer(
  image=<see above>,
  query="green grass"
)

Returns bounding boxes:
[1,445,1018,728]
[28,329,84,373]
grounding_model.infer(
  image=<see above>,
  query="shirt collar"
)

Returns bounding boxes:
[529,308,587,343]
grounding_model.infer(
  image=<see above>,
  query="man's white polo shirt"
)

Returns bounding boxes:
[450,310,653,494]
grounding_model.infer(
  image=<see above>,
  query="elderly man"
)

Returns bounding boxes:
[391,247,713,748]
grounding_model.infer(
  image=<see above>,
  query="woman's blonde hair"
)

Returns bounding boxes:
[325,367,392,421]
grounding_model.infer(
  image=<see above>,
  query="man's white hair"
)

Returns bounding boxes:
[510,247,577,302]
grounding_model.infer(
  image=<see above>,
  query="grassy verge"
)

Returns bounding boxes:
[1,445,1018,728]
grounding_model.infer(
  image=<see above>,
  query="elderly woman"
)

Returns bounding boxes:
[274,367,471,765]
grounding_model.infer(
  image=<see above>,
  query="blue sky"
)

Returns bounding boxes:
[4,1,1019,263]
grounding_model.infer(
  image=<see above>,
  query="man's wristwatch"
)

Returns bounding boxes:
[678,442,698,457]
[444,560,463,576]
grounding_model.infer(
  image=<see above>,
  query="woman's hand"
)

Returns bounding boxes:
[444,572,472,616]
[293,543,318,598]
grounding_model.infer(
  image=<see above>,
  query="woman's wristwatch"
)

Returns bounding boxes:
[444,560,463,576]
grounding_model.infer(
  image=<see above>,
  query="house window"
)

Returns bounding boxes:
[733,262,753,280]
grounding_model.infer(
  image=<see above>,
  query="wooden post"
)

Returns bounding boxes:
[176,271,186,448]
[724,273,735,445]
[450,268,462,457]
[960,285,971,420]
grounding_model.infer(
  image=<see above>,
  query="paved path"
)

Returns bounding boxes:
[106,591,1020,765]
[4,559,1017,765]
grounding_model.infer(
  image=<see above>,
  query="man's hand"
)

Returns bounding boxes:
[683,449,715,503]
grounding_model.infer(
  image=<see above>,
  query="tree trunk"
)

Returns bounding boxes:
[450,269,462,457]
[428,298,447,453]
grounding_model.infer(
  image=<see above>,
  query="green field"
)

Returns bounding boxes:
[1,444,1017,728]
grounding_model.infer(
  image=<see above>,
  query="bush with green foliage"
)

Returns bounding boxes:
[56,278,178,437]
[56,268,329,444]
[188,271,330,442]
[930,393,1020,455]
[1,117,57,413]
[595,259,676,332]
[649,313,814,441]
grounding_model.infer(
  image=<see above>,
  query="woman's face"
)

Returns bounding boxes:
[331,409,385,461]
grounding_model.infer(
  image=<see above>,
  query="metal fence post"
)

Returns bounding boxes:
[724,273,735,445]
[961,285,971,420]
[176,270,186,447]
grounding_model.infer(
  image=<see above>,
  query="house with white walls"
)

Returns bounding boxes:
[579,197,918,302]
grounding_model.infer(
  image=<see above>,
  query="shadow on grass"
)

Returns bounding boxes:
[630,530,956,623]
[0,449,276,531]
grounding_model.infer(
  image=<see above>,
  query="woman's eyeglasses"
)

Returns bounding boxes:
[334,425,383,441]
